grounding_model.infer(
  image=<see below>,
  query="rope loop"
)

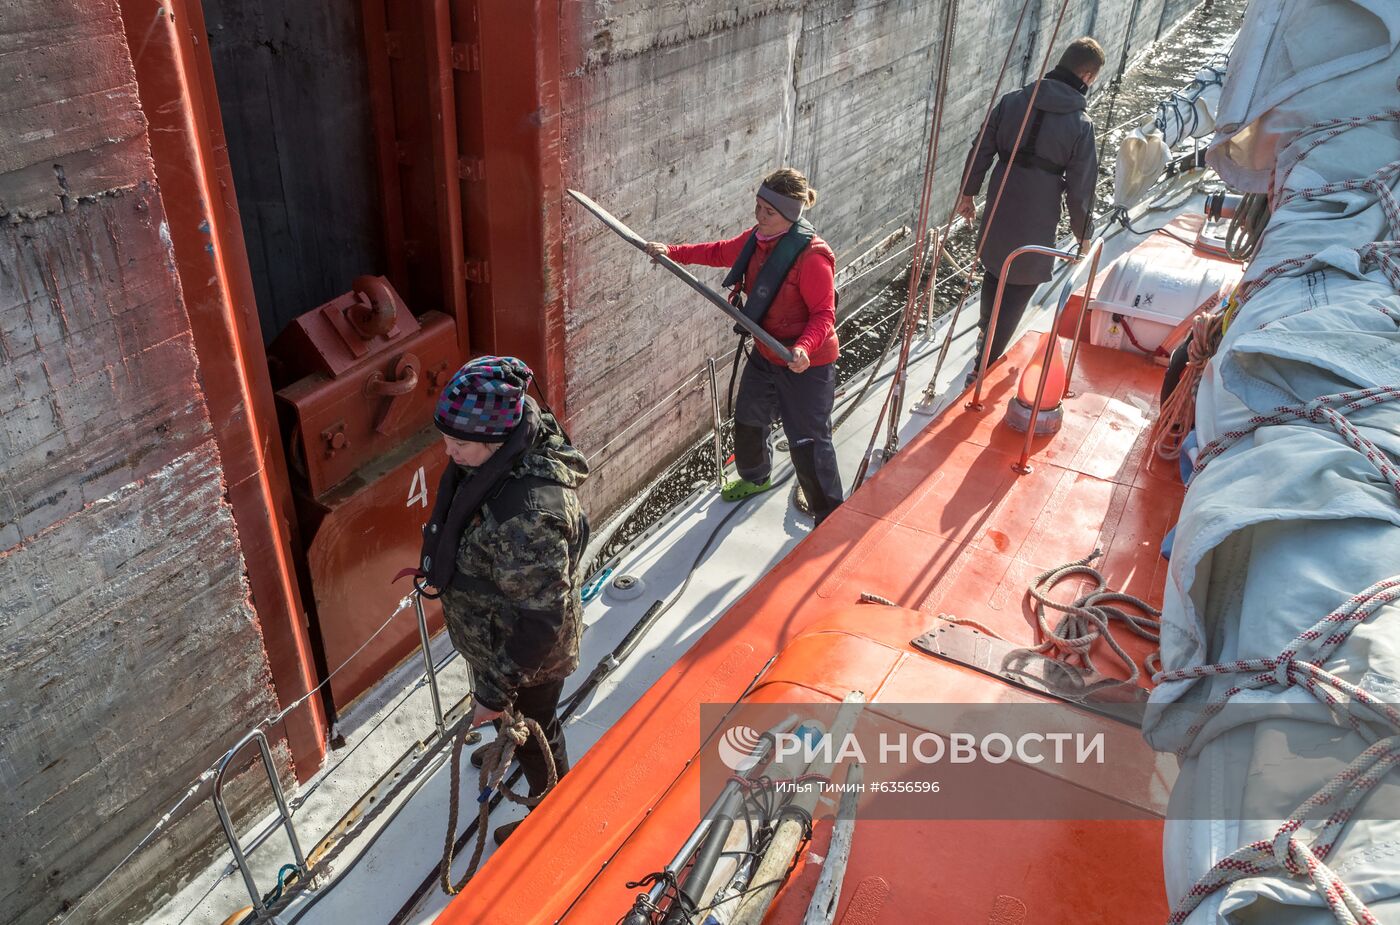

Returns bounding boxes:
[1017,550,1162,690]
[440,705,559,896]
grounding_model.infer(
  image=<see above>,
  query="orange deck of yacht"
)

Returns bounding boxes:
[444,335,1184,924]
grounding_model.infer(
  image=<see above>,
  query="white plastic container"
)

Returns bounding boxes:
[1087,250,1237,356]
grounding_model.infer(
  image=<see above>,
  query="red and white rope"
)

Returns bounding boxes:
[1156,575,1400,924]
[1190,385,1400,494]
[1231,112,1400,314]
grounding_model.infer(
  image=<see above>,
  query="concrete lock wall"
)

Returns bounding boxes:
[558,0,1200,519]
[0,3,284,923]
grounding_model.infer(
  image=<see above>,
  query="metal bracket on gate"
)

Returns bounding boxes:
[212,729,310,920]
[911,621,1147,727]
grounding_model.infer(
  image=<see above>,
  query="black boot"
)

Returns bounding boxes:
[493,819,523,846]
[790,441,843,524]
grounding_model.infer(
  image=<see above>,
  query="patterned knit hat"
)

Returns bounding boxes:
[434,356,534,442]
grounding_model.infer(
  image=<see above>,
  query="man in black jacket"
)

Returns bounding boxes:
[957,36,1105,384]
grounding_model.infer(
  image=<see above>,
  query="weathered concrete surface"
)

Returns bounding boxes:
[0,2,281,922]
[558,0,1202,518]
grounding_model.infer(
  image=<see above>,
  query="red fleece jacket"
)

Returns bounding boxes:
[668,228,839,367]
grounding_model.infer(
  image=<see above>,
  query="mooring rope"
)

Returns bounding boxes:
[1020,549,1163,689]
[440,708,558,895]
[1149,308,1224,461]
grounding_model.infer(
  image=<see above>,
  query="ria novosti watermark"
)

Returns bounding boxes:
[719,724,1107,772]
[700,701,1147,821]
[699,701,1400,822]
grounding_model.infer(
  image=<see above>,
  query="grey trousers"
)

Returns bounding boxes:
[733,354,844,523]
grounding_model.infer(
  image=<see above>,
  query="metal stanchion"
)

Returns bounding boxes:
[212,729,309,917]
[1014,239,1104,473]
[966,243,1086,411]
[1062,240,1105,397]
[706,357,726,491]
[413,592,446,738]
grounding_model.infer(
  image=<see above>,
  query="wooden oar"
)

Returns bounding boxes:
[566,189,796,365]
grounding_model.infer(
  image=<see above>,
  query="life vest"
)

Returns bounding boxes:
[721,218,816,331]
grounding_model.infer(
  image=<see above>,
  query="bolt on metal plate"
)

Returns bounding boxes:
[606,574,646,602]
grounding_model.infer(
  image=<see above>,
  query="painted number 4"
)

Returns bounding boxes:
[407,466,429,509]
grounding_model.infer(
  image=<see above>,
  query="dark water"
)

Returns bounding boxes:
[1087,0,1246,206]
[586,0,1247,578]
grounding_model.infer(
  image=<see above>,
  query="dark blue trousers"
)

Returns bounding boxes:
[733,354,844,523]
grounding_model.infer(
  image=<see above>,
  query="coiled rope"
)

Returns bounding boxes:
[1148,309,1224,461]
[440,708,558,895]
[1224,191,1270,261]
[1014,550,1163,692]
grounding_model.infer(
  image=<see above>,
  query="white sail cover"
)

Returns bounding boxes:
[1143,1,1400,923]
[1112,58,1227,209]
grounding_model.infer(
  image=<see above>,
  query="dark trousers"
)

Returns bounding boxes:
[504,677,569,797]
[733,354,844,523]
[975,271,1039,372]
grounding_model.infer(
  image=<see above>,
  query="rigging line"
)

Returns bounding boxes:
[858,0,1065,489]
[956,0,1079,296]
[882,0,962,451]
[53,594,422,925]
[915,0,1085,412]
[850,0,969,486]
[590,367,711,461]
[53,771,217,925]
[290,657,456,814]
[261,595,416,731]
[878,0,1037,447]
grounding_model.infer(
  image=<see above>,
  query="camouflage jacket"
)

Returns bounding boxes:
[438,410,589,710]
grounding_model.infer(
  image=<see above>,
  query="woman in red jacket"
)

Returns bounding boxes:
[646,168,843,524]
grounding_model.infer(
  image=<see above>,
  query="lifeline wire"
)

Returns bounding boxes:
[53,592,422,925]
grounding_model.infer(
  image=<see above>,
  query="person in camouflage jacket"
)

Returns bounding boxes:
[419,356,589,827]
